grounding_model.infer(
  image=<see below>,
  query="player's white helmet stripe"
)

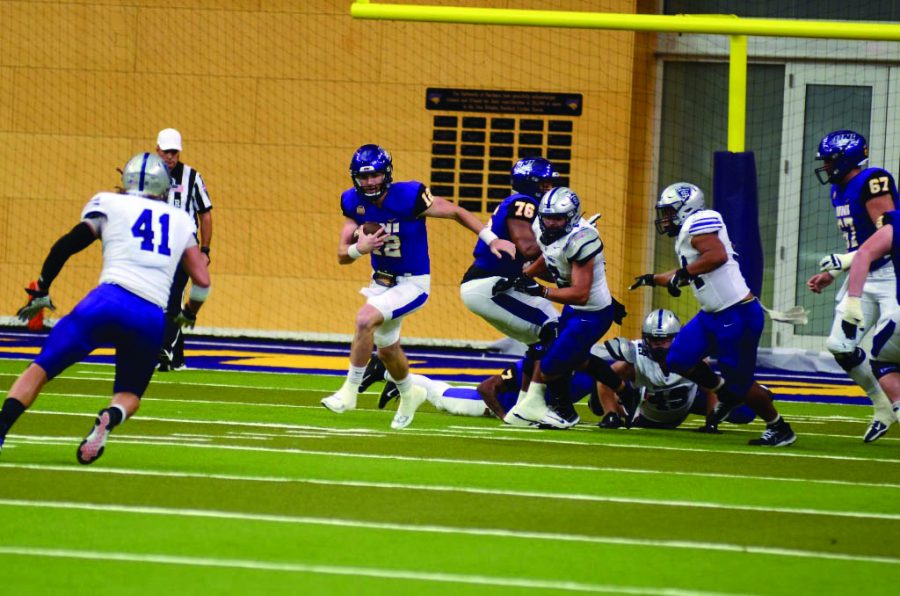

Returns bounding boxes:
[122,152,171,199]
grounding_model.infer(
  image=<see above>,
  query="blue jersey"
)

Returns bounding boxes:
[497,359,596,412]
[471,193,538,277]
[341,181,432,276]
[831,167,899,272]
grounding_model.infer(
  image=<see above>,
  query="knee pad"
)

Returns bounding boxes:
[832,347,867,372]
[870,359,899,380]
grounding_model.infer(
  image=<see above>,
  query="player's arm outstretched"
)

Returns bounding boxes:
[423,195,516,259]
[630,232,726,297]
[17,221,100,320]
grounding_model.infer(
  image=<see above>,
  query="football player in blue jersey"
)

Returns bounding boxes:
[807,130,899,442]
[0,153,211,463]
[630,182,795,446]
[843,209,900,430]
[322,144,516,430]
[499,187,639,430]
[460,157,561,404]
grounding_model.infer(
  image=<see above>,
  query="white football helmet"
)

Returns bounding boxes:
[121,152,171,199]
[655,182,705,237]
[641,308,681,362]
[538,187,581,243]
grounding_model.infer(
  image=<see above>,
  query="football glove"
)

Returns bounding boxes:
[611,297,627,324]
[667,267,692,297]
[174,306,198,329]
[818,252,855,273]
[629,274,655,290]
[514,276,547,297]
[17,288,55,321]
[491,276,517,296]
[841,296,864,340]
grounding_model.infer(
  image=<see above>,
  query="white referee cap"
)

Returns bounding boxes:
[157,128,182,152]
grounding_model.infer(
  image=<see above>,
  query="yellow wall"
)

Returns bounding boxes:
[0,1,656,343]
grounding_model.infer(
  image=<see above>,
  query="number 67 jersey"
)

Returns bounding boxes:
[82,192,198,309]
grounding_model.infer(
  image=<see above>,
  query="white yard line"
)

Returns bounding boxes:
[0,545,723,595]
[3,462,899,521]
[0,500,896,569]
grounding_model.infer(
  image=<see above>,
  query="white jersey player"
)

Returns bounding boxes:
[600,309,755,429]
[0,152,211,464]
[502,187,640,430]
[630,182,794,446]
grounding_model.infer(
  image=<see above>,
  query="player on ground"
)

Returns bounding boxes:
[630,182,795,446]
[499,187,637,429]
[0,153,210,463]
[842,209,900,428]
[596,309,755,430]
[321,144,515,430]
[807,130,898,442]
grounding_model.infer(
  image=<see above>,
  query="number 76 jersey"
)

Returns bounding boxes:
[82,192,198,309]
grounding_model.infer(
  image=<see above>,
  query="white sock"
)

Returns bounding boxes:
[846,361,894,422]
[345,364,366,391]
[395,374,414,398]
[521,382,546,408]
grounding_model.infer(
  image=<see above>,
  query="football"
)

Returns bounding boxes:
[353,222,384,240]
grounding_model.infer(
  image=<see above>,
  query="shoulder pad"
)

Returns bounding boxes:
[565,226,602,260]
[685,209,723,236]
[603,337,636,363]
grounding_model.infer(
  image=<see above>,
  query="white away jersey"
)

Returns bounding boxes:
[675,209,750,312]
[620,339,698,425]
[82,192,198,308]
[533,217,611,311]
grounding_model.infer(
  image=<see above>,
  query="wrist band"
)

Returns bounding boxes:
[478,227,499,245]
[200,246,210,255]
[348,243,362,260]
[189,283,211,303]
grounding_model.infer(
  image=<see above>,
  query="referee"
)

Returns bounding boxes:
[155,128,213,371]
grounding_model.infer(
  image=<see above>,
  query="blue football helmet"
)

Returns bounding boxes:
[655,182,705,237]
[538,187,581,244]
[511,157,559,199]
[815,130,868,185]
[350,144,393,199]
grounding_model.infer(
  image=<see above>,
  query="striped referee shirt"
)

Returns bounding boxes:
[166,162,213,225]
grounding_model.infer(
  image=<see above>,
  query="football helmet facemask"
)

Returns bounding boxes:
[538,187,581,244]
[815,130,868,185]
[121,152,171,200]
[641,308,681,363]
[655,182,705,237]
[350,144,393,200]
[511,157,559,199]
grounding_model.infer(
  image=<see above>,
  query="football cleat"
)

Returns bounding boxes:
[748,422,796,447]
[378,382,399,409]
[77,409,112,465]
[391,385,427,430]
[321,385,357,414]
[597,412,624,429]
[863,419,891,443]
[359,355,387,393]
[537,403,579,430]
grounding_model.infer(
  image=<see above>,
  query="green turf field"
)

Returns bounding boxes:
[1,358,899,595]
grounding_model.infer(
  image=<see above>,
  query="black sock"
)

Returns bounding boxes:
[0,398,27,436]
[105,406,125,430]
[546,375,571,408]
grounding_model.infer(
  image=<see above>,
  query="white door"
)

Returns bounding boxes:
[773,63,893,349]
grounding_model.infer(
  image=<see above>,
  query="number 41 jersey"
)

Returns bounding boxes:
[82,192,198,309]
